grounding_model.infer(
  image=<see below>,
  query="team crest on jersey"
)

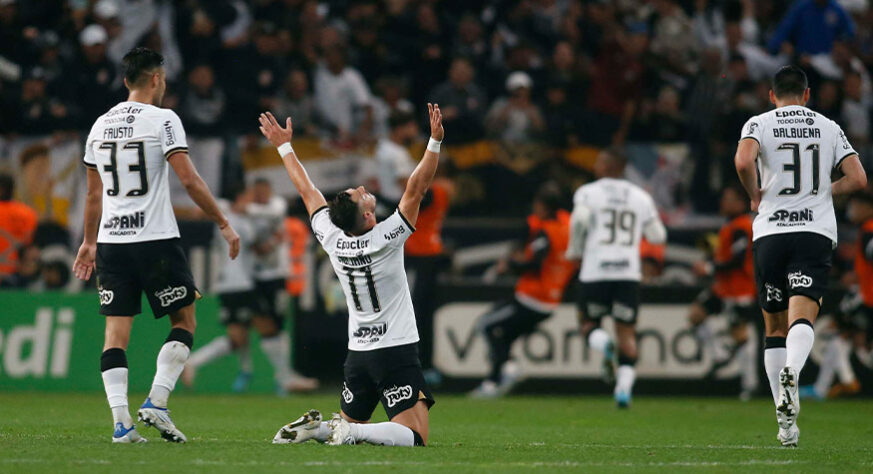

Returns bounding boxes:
[765,283,783,302]
[382,385,413,408]
[788,271,813,289]
[342,382,354,403]
[746,121,758,136]
[155,286,187,307]
[98,287,114,306]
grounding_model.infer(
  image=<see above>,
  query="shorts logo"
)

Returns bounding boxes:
[155,286,187,307]
[765,283,783,302]
[98,287,114,306]
[342,382,354,404]
[382,385,413,408]
[788,271,813,289]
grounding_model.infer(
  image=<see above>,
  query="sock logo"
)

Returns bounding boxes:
[155,286,187,307]
[787,271,812,289]
[342,382,354,403]
[98,287,114,306]
[382,384,413,408]
[765,283,783,302]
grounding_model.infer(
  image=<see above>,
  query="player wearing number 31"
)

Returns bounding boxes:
[73,48,241,444]
[264,105,443,447]
[735,65,867,447]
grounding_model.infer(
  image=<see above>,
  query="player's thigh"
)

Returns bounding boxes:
[476,301,519,335]
[254,278,289,320]
[785,232,833,315]
[691,288,723,323]
[340,351,381,423]
[753,235,790,314]
[577,281,612,326]
[96,243,142,317]
[219,292,255,329]
[501,301,550,342]
[141,239,199,319]
[610,281,640,325]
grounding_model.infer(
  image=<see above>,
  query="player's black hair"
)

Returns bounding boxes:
[388,110,415,130]
[0,173,14,201]
[329,191,362,233]
[772,65,808,99]
[122,47,164,88]
[603,146,628,170]
[534,182,563,215]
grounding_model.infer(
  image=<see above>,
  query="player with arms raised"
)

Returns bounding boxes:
[735,65,867,446]
[72,48,240,443]
[265,104,443,447]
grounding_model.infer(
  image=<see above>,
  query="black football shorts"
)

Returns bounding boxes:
[341,342,435,421]
[96,238,198,318]
[752,232,833,313]
[576,280,641,324]
[219,291,257,326]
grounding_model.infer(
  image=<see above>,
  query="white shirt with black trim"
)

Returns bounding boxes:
[247,196,290,281]
[83,101,188,244]
[311,207,419,351]
[741,105,857,243]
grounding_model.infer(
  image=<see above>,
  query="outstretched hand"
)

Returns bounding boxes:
[427,103,444,142]
[259,112,293,148]
[72,242,96,281]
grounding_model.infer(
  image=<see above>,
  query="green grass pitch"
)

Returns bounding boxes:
[1,392,871,473]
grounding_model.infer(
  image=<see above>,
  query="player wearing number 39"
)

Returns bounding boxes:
[73,48,241,443]
[267,105,443,447]
[735,66,867,447]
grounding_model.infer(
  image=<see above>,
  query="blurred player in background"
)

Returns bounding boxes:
[247,178,318,393]
[182,186,258,391]
[470,183,576,398]
[567,148,666,408]
[374,111,418,205]
[267,104,442,447]
[688,185,759,400]
[72,47,240,443]
[735,66,867,446]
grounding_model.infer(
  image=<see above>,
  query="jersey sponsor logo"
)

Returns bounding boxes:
[103,115,136,125]
[155,286,188,307]
[342,382,354,403]
[765,283,783,302]
[599,259,630,270]
[383,225,405,241]
[337,254,372,267]
[352,323,387,341]
[775,117,814,125]
[768,209,813,227]
[775,109,816,118]
[772,127,821,139]
[163,120,176,146]
[788,271,813,289]
[98,287,114,306]
[103,211,145,236]
[382,384,413,408]
[106,105,143,117]
[336,239,369,250]
[103,126,134,139]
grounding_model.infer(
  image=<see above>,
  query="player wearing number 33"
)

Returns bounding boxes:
[735,66,867,447]
[265,105,443,447]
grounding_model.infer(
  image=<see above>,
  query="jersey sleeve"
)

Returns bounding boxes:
[310,205,339,249]
[160,110,189,160]
[833,123,858,170]
[376,209,415,249]
[739,115,763,144]
[82,139,97,169]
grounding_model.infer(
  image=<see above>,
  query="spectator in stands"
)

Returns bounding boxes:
[0,173,38,280]
[14,66,69,134]
[181,64,227,136]
[542,79,579,147]
[485,71,545,144]
[374,110,418,204]
[842,71,871,146]
[313,34,373,144]
[74,24,118,128]
[649,0,698,75]
[274,69,319,138]
[631,85,686,143]
[451,14,488,70]
[371,75,414,139]
[429,57,488,143]
[0,244,40,289]
[767,0,856,56]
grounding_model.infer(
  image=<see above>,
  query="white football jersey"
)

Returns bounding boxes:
[247,196,290,281]
[213,200,255,294]
[83,101,188,243]
[311,207,418,351]
[741,105,856,243]
[572,178,661,282]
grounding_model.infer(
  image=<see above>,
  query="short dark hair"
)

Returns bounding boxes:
[772,65,808,99]
[329,191,362,233]
[535,182,563,214]
[388,110,415,130]
[603,146,628,170]
[0,173,14,201]
[122,47,164,88]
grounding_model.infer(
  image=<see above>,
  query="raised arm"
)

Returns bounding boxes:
[73,168,103,281]
[399,103,444,226]
[258,111,327,216]
[735,138,762,212]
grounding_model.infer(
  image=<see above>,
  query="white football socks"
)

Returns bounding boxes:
[102,367,132,427]
[615,365,636,396]
[313,422,331,442]
[813,338,839,397]
[764,346,787,406]
[737,340,758,393]
[786,322,815,372]
[350,422,415,446]
[238,344,253,373]
[148,340,191,408]
[187,336,231,369]
[588,328,612,354]
[261,332,293,385]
